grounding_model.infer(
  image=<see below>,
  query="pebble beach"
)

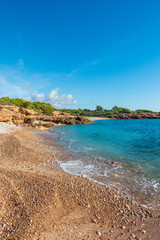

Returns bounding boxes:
[0,123,159,240]
[0,122,19,134]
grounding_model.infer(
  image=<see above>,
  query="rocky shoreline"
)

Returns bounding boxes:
[106,112,160,119]
[0,105,92,128]
[0,126,159,239]
[88,112,160,120]
[1,105,160,130]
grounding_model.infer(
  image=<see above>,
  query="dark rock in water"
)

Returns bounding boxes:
[112,161,122,166]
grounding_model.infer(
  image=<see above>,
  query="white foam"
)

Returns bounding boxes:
[0,122,19,134]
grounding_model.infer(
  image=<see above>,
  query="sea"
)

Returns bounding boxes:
[47,119,160,209]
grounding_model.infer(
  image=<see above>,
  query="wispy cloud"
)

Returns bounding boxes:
[68,60,100,77]
[0,61,77,108]
[89,60,99,66]
[0,58,100,108]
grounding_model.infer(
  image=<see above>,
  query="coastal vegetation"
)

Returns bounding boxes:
[0,97,55,115]
[61,106,153,117]
[0,97,153,116]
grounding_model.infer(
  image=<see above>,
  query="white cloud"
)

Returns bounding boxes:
[0,61,54,98]
[28,89,77,108]
[0,61,77,108]
[24,96,32,101]
[31,93,45,102]
[48,89,60,99]
[48,90,77,108]
[35,93,45,98]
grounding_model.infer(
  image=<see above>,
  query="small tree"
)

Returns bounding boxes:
[96,105,104,111]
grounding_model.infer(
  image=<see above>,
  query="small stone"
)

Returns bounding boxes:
[131,234,136,238]
[92,219,97,223]
[142,230,146,234]
[95,214,100,219]
[122,226,126,229]
[96,230,102,237]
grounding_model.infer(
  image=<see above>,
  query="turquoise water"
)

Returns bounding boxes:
[51,119,160,208]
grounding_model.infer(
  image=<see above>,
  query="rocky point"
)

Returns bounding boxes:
[0,105,92,128]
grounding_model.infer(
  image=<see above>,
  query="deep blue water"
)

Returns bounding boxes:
[51,119,160,208]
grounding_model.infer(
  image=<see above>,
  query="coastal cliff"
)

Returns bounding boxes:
[0,105,92,128]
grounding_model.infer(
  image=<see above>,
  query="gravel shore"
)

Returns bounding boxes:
[0,127,159,240]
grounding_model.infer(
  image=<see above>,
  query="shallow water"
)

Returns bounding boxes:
[49,119,160,209]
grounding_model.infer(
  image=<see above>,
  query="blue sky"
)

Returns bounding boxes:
[0,0,160,110]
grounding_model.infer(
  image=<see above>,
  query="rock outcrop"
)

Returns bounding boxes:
[0,105,37,125]
[106,112,160,119]
[0,105,93,128]
[1,105,159,129]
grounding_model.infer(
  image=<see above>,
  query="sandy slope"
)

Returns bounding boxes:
[0,127,159,240]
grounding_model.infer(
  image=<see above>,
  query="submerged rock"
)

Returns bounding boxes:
[112,161,122,166]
